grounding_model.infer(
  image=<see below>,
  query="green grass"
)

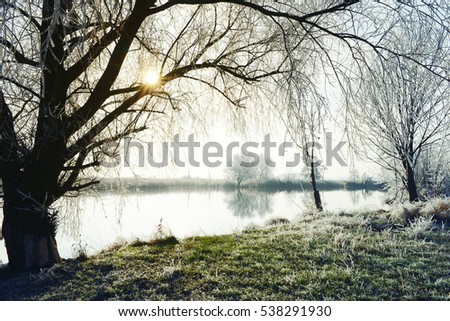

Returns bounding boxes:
[1,210,450,300]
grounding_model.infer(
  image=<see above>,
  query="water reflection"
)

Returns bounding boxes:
[354,189,378,205]
[225,191,273,218]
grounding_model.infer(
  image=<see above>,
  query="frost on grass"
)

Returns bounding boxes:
[3,205,450,300]
[159,260,183,279]
[390,197,450,224]
[131,218,179,247]
[404,216,434,240]
[152,218,175,241]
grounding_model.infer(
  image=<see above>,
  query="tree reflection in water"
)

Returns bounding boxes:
[225,190,273,218]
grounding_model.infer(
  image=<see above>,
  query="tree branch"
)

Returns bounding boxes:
[1,76,42,99]
[65,0,156,137]
[64,180,100,193]
[0,38,39,67]
[107,85,143,97]
[167,0,360,23]
[66,89,150,160]
[65,26,123,83]
[3,2,42,31]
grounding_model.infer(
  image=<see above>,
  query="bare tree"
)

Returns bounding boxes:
[256,153,273,181]
[1,0,449,270]
[416,144,450,197]
[279,37,328,211]
[346,25,450,202]
[226,154,257,191]
[283,79,327,211]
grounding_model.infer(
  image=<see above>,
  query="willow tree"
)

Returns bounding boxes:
[1,0,448,270]
[346,25,450,202]
[282,70,327,211]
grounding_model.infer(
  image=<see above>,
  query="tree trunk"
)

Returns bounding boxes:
[2,177,60,271]
[406,161,419,202]
[2,90,61,271]
[310,161,323,211]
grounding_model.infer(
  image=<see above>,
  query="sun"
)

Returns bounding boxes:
[143,69,160,86]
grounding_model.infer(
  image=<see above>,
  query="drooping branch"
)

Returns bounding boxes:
[0,38,39,67]
[58,124,147,197]
[302,19,450,82]
[183,75,245,107]
[161,5,202,72]
[0,76,42,99]
[58,149,90,196]
[64,180,100,193]
[167,1,449,81]
[2,2,42,31]
[66,89,149,160]
[166,0,359,23]
[162,61,284,84]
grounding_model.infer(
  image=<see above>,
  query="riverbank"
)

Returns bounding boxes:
[95,177,386,193]
[1,204,450,300]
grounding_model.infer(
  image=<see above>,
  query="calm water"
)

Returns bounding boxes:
[0,189,387,264]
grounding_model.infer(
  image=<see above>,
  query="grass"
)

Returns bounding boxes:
[1,208,450,301]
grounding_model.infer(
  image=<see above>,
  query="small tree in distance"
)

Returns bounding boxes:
[226,154,257,191]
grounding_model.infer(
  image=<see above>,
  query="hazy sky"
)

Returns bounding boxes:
[102,88,378,181]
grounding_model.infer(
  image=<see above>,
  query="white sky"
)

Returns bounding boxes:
[101,82,380,181]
